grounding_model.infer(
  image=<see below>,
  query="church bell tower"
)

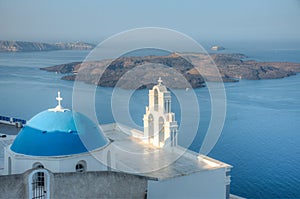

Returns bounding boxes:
[143,78,178,148]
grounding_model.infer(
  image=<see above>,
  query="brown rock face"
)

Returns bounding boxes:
[41,53,300,89]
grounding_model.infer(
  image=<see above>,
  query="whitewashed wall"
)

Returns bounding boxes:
[4,147,108,174]
[148,167,227,199]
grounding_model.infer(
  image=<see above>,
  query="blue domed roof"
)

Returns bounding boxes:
[11,109,109,156]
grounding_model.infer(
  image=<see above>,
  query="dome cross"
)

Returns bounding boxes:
[48,91,69,112]
[56,91,63,108]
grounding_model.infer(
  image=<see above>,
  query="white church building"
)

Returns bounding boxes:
[0,79,234,199]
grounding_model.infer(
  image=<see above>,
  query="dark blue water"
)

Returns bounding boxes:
[0,43,299,198]
[210,77,300,198]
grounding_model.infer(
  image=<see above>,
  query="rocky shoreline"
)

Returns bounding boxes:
[41,53,300,89]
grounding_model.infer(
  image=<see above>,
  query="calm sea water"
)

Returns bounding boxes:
[0,43,299,198]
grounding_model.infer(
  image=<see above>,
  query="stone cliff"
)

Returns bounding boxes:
[0,41,95,52]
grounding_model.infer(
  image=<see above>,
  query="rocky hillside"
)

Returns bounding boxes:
[41,53,300,89]
[0,41,95,52]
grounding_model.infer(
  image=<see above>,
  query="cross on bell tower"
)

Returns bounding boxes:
[158,77,163,85]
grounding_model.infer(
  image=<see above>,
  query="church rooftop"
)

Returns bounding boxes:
[101,123,231,180]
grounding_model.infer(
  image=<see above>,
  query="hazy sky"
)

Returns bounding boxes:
[0,0,299,42]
